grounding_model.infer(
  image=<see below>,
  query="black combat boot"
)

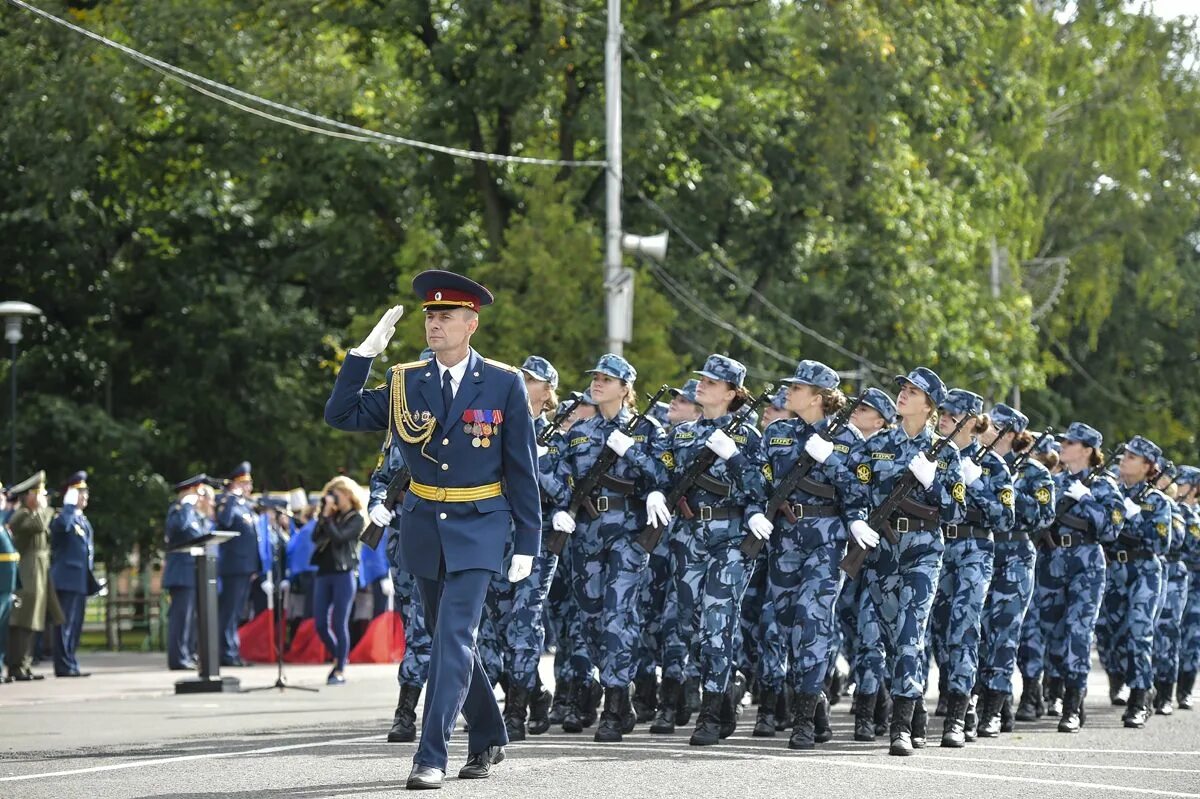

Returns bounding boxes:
[753,688,778,737]
[935,673,949,717]
[827,669,845,707]
[620,684,637,733]
[854,692,877,742]
[940,692,969,748]
[1108,672,1127,706]
[503,684,529,742]
[650,677,681,734]
[911,697,928,749]
[775,685,794,731]
[788,692,820,750]
[594,686,627,742]
[689,691,723,746]
[888,696,916,756]
[1015,675,1042,722]
[1058,685,1082,733]
[583,679,603,728]
[1155,680,1175,716]
[976,689,1004,738]
[1178,672,1196,710]
[562,680,591,733]
[963,692,979,742]
[633,673,658,723]
[1045,676,1063,717]
[1000,693,1015,732]
[387,683,422,743]
[1124,687,1151,729]
[677,677,701,725]
[814,691,833,744]
[874,691,892,737]
[718,677,744,739]
[548,678,573,726]
[527,679,553,735]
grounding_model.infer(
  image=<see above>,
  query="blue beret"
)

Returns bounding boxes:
[895,367,947,408]
[694,354,747,389]
[782,359,839,390]
[939,389,984,417]
[520,355,559,390]
[670,378,700,405]
[989,403,1029,434]
[587,353,637,383]
[860,388,897,424]
[1064,422,1103,450]
[1125,435,1162,464]
[412,269,494,311]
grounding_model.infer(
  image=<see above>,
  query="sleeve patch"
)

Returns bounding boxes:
[856,464,873,484]
[952,482,967,503]
[763,464,774,483]
[1035,487,1052,505]
[999,488,1014,508]
[1157,522,1169,538]
[661,451,676,470]
[1112,510,1125,526]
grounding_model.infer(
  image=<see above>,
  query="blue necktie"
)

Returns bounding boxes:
[442,370,454,420]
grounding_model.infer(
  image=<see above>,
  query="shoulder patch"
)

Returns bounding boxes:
[856,463,873,484]
[483,357,519,373]
[1157,522,1169,538]
[662,451,676,470]
[1035,487,1052,505]
[999,488,1014,508]
[952,482,967,503]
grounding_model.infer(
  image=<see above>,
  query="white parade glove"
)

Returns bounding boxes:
[960,458,983,487]
[63,488,80,506]
[180,493,199,506]
[508,554,534,583]
[849,520,881,550]
[1122,497,1142,519]
[369,504,395,527]
[552,510,577,534]
[536,444,550,460]
[747,512,773,541]
[261,580,275,595]
[279,579,290,593]
[351,305,404,357]
[379,577,395,597]
[646,491,672,529]
[1064,480,1091,502]
[907,452,938,490]
[606,429,635,457]
[705,429,739,461]
[803,435,835,464]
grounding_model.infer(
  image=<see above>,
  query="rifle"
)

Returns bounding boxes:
[360,465,411,550]
[738,394,864,560]
[545,385,672,556]
[1010,428,1055,472]
[975,423,1015,464]
[840,415,973,579]
[635,386,775,553]
[1040,443,1121,550]
[539,391,585,447]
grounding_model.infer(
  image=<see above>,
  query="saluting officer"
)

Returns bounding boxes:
[6,472,63,681]
[49,471,100,678]
[163,474,216,671]
[324,271,541,789]
[215,462,261,667]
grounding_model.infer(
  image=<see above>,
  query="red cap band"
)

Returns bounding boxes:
[423,288,480,311]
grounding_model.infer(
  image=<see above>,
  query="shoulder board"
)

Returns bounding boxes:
[389,359,430,374]
[484,358,519,373]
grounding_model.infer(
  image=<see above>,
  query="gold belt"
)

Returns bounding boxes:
[0,552,19,562]
[408,480,502,503]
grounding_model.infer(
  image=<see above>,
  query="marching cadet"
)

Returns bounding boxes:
[757,360,859,749]
[0,482,18,682]
[5,472,63,681]
[930,392,1014,747]
[651,354,766,747]
[1101,435,1172,728]
[216,462,261,667]
[551,353,668,743]
[1176,466,1200,710]
[325,271,541,788]
[163,474,216,670]
[843,368,966,756]
[49,471,100,677]
[1153,464,1189,714]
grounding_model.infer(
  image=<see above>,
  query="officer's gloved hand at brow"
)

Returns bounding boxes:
[803,435,835,465]
[1122,497,1142,519]
[907,452,938,490]
[351,305,404,358]
[369,504,395,527]
[1064,480,1092,502]
[747,513,773,541]
[552,510,576,534]
[960,458,983,487]
[849,520,881,550]
[646,491,672,529]
[606,430,635,458]
[508,554,534,583]
[63,487,80,507]
[705,429,739,461]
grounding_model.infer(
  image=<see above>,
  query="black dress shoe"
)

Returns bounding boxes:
[405,764,444,790]
[12,671,45,681]
[56,671,91,678]
[458,746,505,779]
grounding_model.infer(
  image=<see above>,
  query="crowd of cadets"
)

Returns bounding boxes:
[374,352,1200,757]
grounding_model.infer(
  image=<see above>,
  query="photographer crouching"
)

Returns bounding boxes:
[311,476,366,685]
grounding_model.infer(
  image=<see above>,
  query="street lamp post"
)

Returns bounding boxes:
[0,301,42,481]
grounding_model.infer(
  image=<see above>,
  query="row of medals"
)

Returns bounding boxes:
[465,421,498,448]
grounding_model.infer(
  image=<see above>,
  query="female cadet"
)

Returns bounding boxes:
[756,360,860,750]
[1102,435,1172,728]
[1153,466,1189,715]
[1176,467,1200,710]
[975,410,1056,737]
[929,392,1014,748]
[844,368,966,757]
[551,354,669,742]
[651,354,769,747]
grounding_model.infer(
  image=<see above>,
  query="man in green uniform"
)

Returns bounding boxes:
[5,472,64,681]
[0,480,20,683]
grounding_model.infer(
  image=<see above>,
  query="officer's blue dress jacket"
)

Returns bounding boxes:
[324,349,541,579]
[0,522,20,595]
[163,499,213,589]
[49,503,98,595]
[1119,482,1172,556]
[215,491,262,576]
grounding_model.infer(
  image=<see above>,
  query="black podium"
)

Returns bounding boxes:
[172,530,242,694]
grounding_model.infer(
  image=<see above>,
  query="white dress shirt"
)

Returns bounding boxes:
[436,354,470,399]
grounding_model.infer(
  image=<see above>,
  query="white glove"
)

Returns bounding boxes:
[369,504,395,527]
[606,429,635,458]
[804,435,835,464]
[849,520,881,550]
[536,444,549,460]
[705,429,739,460]
[1122,497,1142,519]
[646,491,672,529]
[552,510,577,534]
[64,487,80,506]
[261,580,275,595]
[1065,480,1091,502]
[747,512,773,541]
[180,493,199,506]
[279,579,290,593]
[379,577,395,597]
[351,305,404,357]
[960,458,983,487]
[508,554,534,583]
[907,452,938,490]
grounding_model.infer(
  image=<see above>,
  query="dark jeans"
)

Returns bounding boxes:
[313,571,356,670]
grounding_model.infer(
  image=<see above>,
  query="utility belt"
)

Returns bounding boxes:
[943,524,992,542]
[408,480,503,503]
[590,494,644,514]
[888,496,940,534]
[1048,531,1096,548]
[992,530,1030,543]
[777,502,839,522]
[1105,547,1157,564]
[689,505,746,522]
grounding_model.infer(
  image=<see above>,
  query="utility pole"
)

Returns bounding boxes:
[604,0,627,355]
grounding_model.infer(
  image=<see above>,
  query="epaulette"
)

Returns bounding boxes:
[484,358,519,373]
[389,359,430,374]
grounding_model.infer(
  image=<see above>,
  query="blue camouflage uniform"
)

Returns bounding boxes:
[553,354,669,696]
[215,462,262,665]
[163,475,215,670]
[929,394,1014,700]
[844,368,967,704]
[1153,476,1190,696]
[1176,475,1200,703]
[49,472,99,677]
